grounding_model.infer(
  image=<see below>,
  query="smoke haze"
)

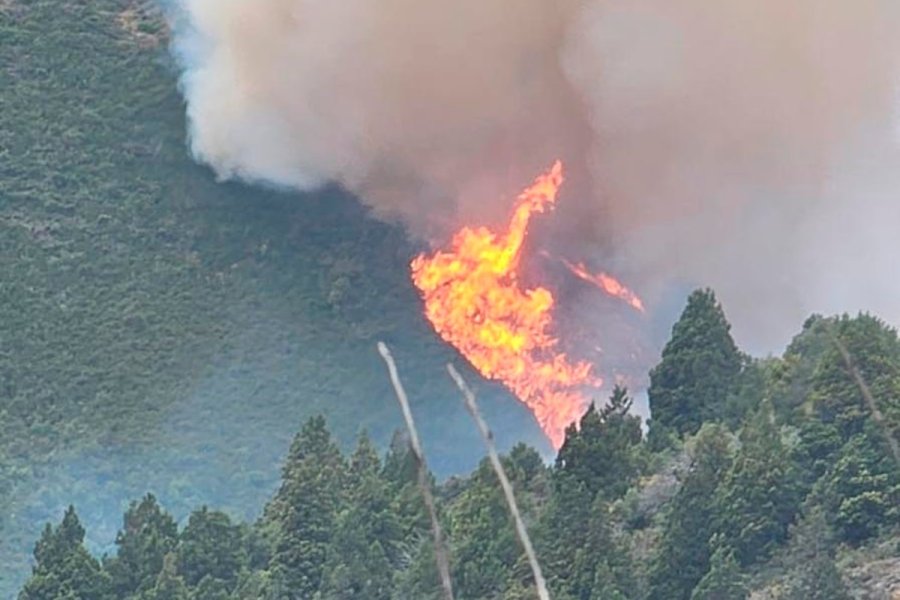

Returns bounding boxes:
[172,0,900,352]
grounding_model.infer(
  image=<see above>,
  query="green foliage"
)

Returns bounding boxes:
[780,504,852,600]
[647,424,734,600]
[714,403,800,566]
[446,447,548,599]
[556,386,645,502]
[19,507,112,600]
[818,430,900,545]
[0,0,549,591]
[104,494,178,597]
[263,416,346,598]
[140,553,188,600]
[13,297,900,599]
[808,314,900,441]
[318,434,399,600]
[688,541,748,600]
[649,289,743,443]
[175,507,243,591]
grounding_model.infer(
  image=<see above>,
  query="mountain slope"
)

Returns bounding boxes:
[0,0,546,593]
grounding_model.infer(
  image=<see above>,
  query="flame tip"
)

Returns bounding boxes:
[411,162,640,448]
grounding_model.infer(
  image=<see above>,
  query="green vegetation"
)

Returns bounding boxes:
[17,295,900,599]
[0,0,546,593]
[4,1,900,598]
[648,289,744,446]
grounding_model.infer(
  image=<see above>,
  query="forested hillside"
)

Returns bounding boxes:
[5,1,900,599]
[0,1,546,595]
[19,293,900,599]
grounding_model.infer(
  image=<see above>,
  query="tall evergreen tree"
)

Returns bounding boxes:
[263,415,346,599]
[141,553,189,600]
[537,472,593,597]
[714,403,800,566]
[381,430,430,542]
[318,433,400,600]
[448,459,523,599]
[439,444,547,600]
[176,506,244,591]
[688,542,748,600]
[556,386,644,502]
[819,429,900,544]
[568,495,633,600]
[19,506,112,600]
[780,504,852,600]
[104,493,178,597]
[808,314,900,442]
[648,289,743,443]
[647,424,733,600]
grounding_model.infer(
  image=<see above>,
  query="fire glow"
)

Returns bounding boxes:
[411,162,643,447]
[562,259,645,313]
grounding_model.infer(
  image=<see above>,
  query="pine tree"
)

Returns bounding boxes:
[780,504,852,600]
[104,493,178,597]
[318,432,399,600]
[648,289,743,443]
[448,459,522,599]
[189,575,231,600]
[688,542,748,600]
[714,403,800,566]
[141,553,189,600]
[19,506,112,600]
[176,506,244,591]
[819,429,900,544]
[263,415,346,599]
[382,430,430,542]
[555,386,644,502]
[808,314,900,442]
[571,495,633,600]
[647,424,733,600]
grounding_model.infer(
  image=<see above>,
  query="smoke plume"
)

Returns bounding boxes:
[172,0,900,351]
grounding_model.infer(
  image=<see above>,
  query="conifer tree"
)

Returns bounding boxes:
[556,386,644,502]
[647,424,733,600]
[105,493,178,597]
[688,542,748,600]
[569,495,633,600]
[808,314,900,442]
[537,473,593,597]
[141,553,188,600]
[319,432,399,600]
[263,415,346,599]
[19,506,112,600]
[448,459,522,599]
[382,430,430,541]
[819,429,900,544]
[176,506,244,591]
[436,443,546,599]
[714,403,800,566]
[780,504,852,600]
[648,289,743,443]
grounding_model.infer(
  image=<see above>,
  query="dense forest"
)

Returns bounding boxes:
[19,290,900,598]
[0,1,548,593]
[4,1,900,598]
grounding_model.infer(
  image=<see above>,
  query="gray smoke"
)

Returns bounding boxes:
[172,0,900,352]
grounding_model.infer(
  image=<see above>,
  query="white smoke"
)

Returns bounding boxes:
[171,0,900,352]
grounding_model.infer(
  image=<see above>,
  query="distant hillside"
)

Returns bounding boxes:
[0,0,547,594]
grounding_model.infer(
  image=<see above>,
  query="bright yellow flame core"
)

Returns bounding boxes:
[410,161,598,447]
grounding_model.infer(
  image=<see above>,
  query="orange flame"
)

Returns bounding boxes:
[410,161,598,448]
[562,259,646,313]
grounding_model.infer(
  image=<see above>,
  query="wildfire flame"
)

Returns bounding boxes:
[562,259,646,313]
[410,161,601,448]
